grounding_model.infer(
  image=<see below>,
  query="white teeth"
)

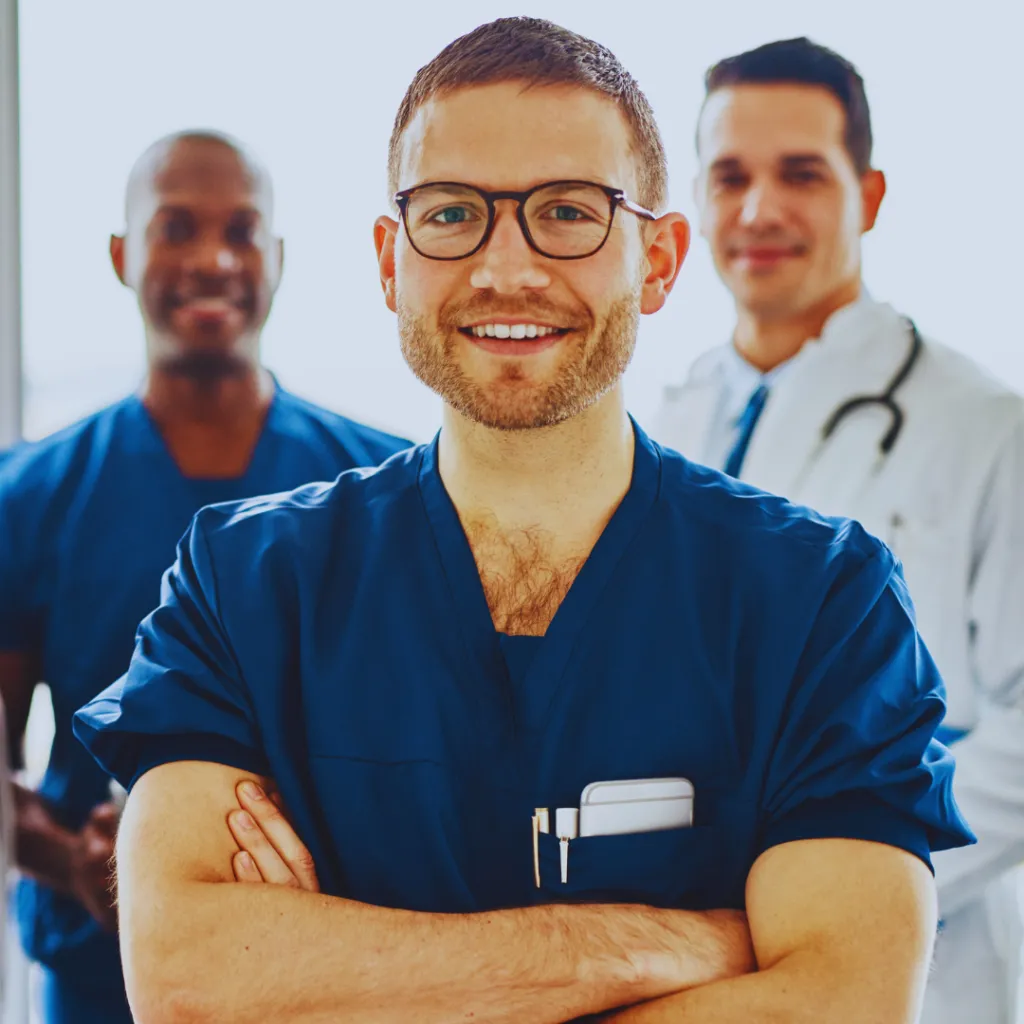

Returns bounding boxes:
[467,323,563,339]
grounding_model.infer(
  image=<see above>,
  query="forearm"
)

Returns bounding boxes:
[13,782,77,892]
[604,949,920,1024]
[125,881,738,1024]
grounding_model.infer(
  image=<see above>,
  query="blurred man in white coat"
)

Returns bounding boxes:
[654,37,1024,1024]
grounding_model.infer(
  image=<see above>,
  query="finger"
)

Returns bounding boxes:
[227,810,299,888]
[89,804,120,837]
[84,831,115,865]
[236,782,320,892]
[232,851,264,884]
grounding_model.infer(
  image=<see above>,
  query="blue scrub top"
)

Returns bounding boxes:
[76,421,974,920]
[0,387,409,980]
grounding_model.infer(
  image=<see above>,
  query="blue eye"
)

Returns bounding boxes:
[432,206,473,225]
[552,205,585,221]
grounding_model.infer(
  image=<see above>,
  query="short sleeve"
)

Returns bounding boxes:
[73,511,269,789]
[756,546,976,870]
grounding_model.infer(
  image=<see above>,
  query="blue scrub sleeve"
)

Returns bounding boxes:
[756,550,975,869]
[73,513,269,789]
[0,470,44,650]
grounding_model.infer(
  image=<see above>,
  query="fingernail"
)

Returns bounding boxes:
[234,811,255,831]
[238,852,254,870]
[240,781,263,800]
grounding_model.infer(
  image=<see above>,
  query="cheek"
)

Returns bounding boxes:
[248,254,270,287]
[699,204,730,252]
[578,233,642,301]
[139,262,168,303]
[808,194,853,247]
[395,244,463,312]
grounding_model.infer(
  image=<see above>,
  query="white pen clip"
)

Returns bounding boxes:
[532,808,550,889]
[555,808,579,884]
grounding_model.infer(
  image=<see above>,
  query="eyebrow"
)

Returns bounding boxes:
[779,154,831,171]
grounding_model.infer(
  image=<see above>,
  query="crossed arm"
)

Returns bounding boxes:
[118,761,937,1024]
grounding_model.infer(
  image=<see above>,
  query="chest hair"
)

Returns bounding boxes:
[463,514,588,636]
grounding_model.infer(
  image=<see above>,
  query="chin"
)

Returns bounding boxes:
[451,390,578,431]
[156,348,252,381]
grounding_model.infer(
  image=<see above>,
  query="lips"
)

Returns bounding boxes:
[175,297,239,313]
[727,240,807,264]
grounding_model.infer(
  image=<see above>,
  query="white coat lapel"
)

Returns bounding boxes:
[740,300,910,508]
[654,352,725,462]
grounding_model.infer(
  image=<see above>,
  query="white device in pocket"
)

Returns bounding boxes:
[578,777,694,837]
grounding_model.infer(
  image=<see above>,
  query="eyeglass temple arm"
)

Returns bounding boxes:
[617,195,657,220]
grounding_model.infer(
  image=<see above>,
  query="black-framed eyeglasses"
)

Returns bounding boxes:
[393,180,656,261]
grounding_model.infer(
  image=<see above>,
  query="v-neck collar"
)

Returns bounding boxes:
[125,382,282,496]
[417,416,662,731]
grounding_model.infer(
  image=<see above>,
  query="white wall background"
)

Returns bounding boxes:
[18,1,1024,439]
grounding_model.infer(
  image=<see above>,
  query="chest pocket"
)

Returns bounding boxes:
[536,826,726,910]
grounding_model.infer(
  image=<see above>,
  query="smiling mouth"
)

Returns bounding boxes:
[458,323,571,340]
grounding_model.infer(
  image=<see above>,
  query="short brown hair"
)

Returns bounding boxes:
[703,38,873,175]
[387,17,668,211]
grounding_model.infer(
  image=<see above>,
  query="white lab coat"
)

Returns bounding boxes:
[653,296,1024,1024]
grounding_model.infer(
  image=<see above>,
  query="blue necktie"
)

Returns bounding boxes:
[723,384,769,478]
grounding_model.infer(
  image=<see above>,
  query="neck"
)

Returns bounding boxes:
[438,387,635,537]
[140,362,274,427]
[734,278,861,373]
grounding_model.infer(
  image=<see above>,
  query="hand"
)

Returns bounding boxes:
[69,802,120,932]
[228,781,320,893]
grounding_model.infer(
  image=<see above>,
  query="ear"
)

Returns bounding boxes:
[640,212,691,316]
[374,215,400,314]
[110,234,128,286]
[860,169,887,234]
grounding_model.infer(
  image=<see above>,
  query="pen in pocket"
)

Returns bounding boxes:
[532,808,550,888]
[556,808,579,884]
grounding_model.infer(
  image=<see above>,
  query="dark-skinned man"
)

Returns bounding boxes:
[0,129,409,1024]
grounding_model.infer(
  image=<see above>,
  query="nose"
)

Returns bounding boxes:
[469,202,552,294]
[739,182,785,229]
[185,228,241,275]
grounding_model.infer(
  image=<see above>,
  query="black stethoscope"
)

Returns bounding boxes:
[819,318,923,457]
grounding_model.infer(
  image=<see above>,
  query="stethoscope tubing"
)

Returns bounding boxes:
[819,318,923,457]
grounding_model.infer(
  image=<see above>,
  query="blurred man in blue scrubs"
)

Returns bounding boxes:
[0,129,409,1023]
[77,20,972,1024]
[653,38,1024,1024]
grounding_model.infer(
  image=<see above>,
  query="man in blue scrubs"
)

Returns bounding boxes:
[76,20,972,1024]
[0,130,408,1023]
